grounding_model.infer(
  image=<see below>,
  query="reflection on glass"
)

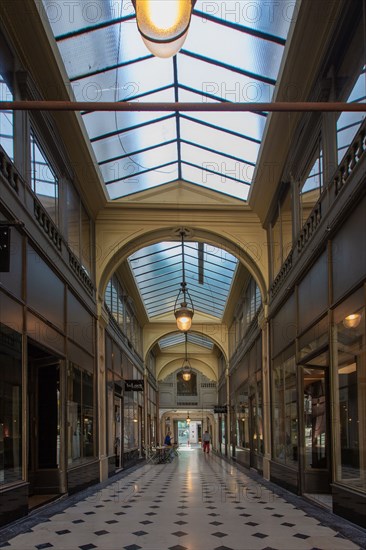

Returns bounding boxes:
[67,365,95,464]
[0,76,14,160]
[335,305,365,492]
[0,323,22,486]
[272,353,298,465]
[304,368,327,469]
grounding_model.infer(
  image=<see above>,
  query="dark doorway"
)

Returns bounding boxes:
[28,342,62,509]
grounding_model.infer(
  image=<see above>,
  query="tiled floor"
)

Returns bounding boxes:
[1,448,365,550]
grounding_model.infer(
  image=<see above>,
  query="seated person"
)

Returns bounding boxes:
[164,431,172,446]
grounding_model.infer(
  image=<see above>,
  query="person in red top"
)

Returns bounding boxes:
[202,430,211,453]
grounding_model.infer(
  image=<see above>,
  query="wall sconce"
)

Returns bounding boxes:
[132,0,196,58]
[343,313,362,329]
[181,331,192,381]
[174,229,194,331]
[186,412,191,424]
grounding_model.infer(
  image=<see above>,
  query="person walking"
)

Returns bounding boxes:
[202,430,211,453]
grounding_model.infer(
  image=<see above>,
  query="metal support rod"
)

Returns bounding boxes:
[0,101,365,112]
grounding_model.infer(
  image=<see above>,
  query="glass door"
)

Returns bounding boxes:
[301,364,331,493]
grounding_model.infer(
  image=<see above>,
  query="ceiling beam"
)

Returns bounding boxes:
[1,101,365,112]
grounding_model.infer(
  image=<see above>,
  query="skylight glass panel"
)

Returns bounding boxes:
[159,332,214,350]
[178,54,274,102]
[180,111,266,142]
[182,164,250,200]
[180,118,260,163]
[83,111,162,141]
[194,0,295,40]
[72,57,173,103]
[92,116,177,163]
[128,241,238,318]
[100,142,178,183]
[107,168,179,199]
[43,0,132,37]
[57,19,148,79]
[181,141,253,184]
[184,15,284,81]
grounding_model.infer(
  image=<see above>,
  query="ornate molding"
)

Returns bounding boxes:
[34,199,62,251]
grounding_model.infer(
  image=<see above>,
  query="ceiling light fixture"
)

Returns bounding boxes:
[343,312,362,329]
[132,0,196,58]
[181,331,192,382]
[174,229,194,331]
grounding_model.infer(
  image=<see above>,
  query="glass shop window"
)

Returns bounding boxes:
[333,294,365,492]
[236,385,250,449]
[67,363,95,464]
[337,65,365,163]
[272,352,298,466]
[30,130,59,224]
[0,75,13,160]
[0,323,22,486]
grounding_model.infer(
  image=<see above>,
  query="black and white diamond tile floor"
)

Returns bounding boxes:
[0,449,365,550]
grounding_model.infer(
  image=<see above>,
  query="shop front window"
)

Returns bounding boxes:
[67,364,95,464]
[237,387,250,449]
[272,352,298,466]
[124,397,138,451]
[0,323,22,485]
[334,300,365,492]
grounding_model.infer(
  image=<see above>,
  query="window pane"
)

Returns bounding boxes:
[30,131,59,224]
[66,182,80,256]
[81,205,91,274]
[67,365,81,464]
[0,77,14,160]
[272,354,298,466]
[300,147,323,227]
[0,323,22,485]
[337,66,366,163]
[334,303,365,492]
[82,371,94,458]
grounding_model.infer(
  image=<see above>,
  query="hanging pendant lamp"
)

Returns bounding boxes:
[174,229,194,331]
[181,331,192,382]
[132,0,197,58]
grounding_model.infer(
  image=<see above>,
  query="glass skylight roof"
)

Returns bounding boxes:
[43,0,295,200]
[128,241,238,319]
[159,332,214,351]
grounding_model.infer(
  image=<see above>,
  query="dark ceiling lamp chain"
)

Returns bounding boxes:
[182,331,192,382]
[131,0,197,58]
[174,229,194,331]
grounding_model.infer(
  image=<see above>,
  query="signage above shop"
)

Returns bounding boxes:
[214,405,227,414]
[125,379,144,391]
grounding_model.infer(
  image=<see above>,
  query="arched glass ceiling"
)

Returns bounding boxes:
[159,333,214,351]
[128,241,238,319]
[43,0,295,200]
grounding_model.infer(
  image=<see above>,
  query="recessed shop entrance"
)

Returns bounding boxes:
[299,349,331,499]
[27,342,64,509]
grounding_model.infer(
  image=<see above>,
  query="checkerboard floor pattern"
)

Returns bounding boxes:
[1,449,364,550]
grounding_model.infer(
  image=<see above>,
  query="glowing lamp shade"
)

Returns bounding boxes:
[133,0,194,58]
[175,305,193,331]
[343,313,362,329]
[186,413,191,424]
[182,369,191,381]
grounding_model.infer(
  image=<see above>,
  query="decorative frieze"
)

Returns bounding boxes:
[34,199,62,251]
[69,249,94,296]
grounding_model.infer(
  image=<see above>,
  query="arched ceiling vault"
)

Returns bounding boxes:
[97,225,268,311]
